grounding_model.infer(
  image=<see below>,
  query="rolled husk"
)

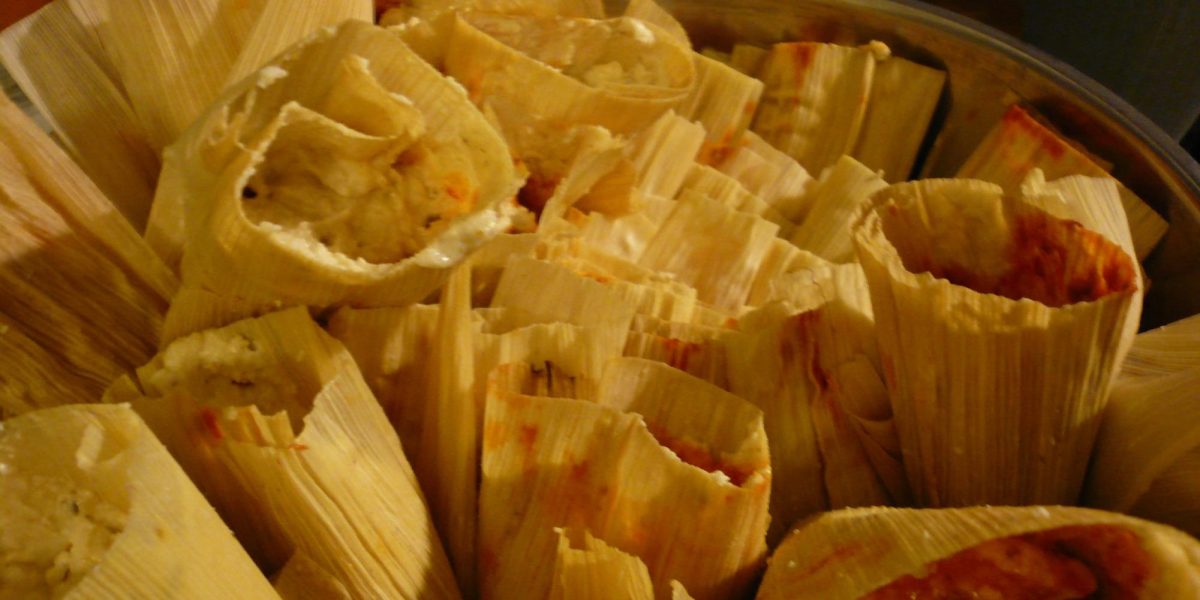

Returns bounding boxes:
[758,506,1200,599]
[787,154,887,263]
[156,20,520,311]
[444,12,695,135]
[0,403,277,599]
[956,104,1167,259]
[479,358,770,600]
[853,178,1138,506]
[0,93,176,415]
[549,527,655,600]
[105,307,460,598]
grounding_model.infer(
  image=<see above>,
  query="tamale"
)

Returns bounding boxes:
[851,55,945,183]
[759,506,1200,599]
[549,528,655,600]
[622,0,690,46]
[0,403,276,599]
[715,131,813,223]
[743,239,827,307]
[787,154,887,263]
[224,0,373,87]
[625,110,706,199]
[106,308,460,599]
[854,178,1137,506]
[678,164,789,231]
[677,53,764,166]
[1120,313,1200,379]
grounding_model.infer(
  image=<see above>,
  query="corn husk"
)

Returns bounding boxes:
[272,550,351,600]
[380,0,605,24]
[445,13,695,135]
[576,194,674,262]
[0,1,159,228]
[751,41,877,177]
[0,94,177,415]
[728,44,768,76]
[1120,313,1200,379]
[626,110,706,198]
[851,55,945,182]
[160,286,297,346]
[678,53,764,166]
[758,506,1200,599]
[765,260,875,320]
[549,528,655,600]
[224,0,373,87]
[624,316,732,388]
[639,192,779,311]
[479,359,770,600]
[0,403,276,599]
[956,104,1167,259]
[678,164,789,231]
[715,131,813,223]
[154,21,520,311]
[105,308,460,598]
[727,298,905,544]
[622,0,690,46]
[853,178,1138,506]
[744,239,827,308]
[788,154,887,263]
[1085,367,1200,537]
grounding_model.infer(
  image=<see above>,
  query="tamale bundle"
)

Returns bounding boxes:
[0,403,276,599]
[787,154,887,263]
[104,308,460,599]
[549,528,656,600]
[713,130,813,223]
[854,178,1138,506]
[154,20,520,313]
[957,104,1168,259]
[479,358,770,600]
[759,506,1200,599]
[0,93,176,416]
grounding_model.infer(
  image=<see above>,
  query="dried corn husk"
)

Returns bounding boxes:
[272,550,351,599]
[0,94,176,415]
[788,154,887,263]
[715,131,813,222]
[728,44,768,76]
[678,53,764,166]
[744,239,826,307]
[625,316,731,388]
[479,359,770,600]
[0,403,276,599]
[853,178,1138,506]
[851,55,945,182]
[728,298,905,544]
[956,104,1167,259]
[158,21,520,311]
[623,0,689,45]
[625,110,706,198]
[549,528,655,600]
[758,506,1200,599]
[0,1,159,227]
[1085,367,1200,538]
[678,164,789,231]
[160,287,296,346]
[445,12,695,135]
[224,0,373,87]
[106,308,460,598]
[765,260,874,319]
[639,192,779,311]
[752,41,878,177]
[1120,313,1200,379]
[380,0,605,24]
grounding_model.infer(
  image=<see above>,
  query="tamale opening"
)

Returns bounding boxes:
[862,524,1153,599]
[874,180,1137,308]
[645,423,754,487]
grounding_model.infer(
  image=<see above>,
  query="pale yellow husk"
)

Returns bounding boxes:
[625,110,706,198]
[714,131,813,223]
[854,178,1137,507]
[155,20,520,311]
[678,53,763,166]
[0,403,277,599]
[956,104,1167,259]
[758,506,1200,599]
[105,308,460,599]
[788,154,887,263]
[549,528,655,600]
[223,0,373,87]
[1120,313,1200,379]
[851,55,945,182]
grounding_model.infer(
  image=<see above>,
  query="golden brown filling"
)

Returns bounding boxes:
[864,525,1153,599]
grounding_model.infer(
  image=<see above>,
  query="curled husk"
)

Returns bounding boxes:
[853,178,1137,506]
[104,307,459,598]
[759,506,1200,599]
[0,404,276,599]
[156,20,521,311]
[445,12,695,135]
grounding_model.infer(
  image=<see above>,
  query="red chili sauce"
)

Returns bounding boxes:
[645,423,752,487]
[864,525,1154,599]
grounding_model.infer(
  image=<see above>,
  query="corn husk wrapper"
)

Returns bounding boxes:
[1085,367,1200,538]
[622,0,689,46]
[679,164,789,231]
[851,55,945,182]
[272,550,350,599]
[715,131,813,223]
[224,0,373,87]
[160,286,296,346]
[0,403,276,599]
[728,298,905,544]
[956,104,1167,259]
[445,13,695,135]
[639,192,779,311]
[0,94,177,415]
[155,21,520,310]
[380,0,605,23]
[576,194,674,263]
[479,358,770,600]
[728,44,768,76]
[853,178,1138,506]
[678,53,764,166]
[625,110,706,198]
[106,308,460,598]
[744,239,827,307]
[625,316,732,388]
[765,260,875,320]
[466,233,539,305]
[788,154,887,263]
[1120,313,1200,379]
[0,1,159,227]
[751,42,877,177]
[549,528,655,600]
[758,506,1200,600]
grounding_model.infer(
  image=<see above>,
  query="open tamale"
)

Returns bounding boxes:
[0,403,277,599]
[759,506,1200,599]
[854,178,1138,507]
[104,308,460,599]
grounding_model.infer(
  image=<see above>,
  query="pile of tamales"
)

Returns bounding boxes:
[0,0,1196,598]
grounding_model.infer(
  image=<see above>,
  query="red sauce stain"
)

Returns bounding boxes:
[483,419,508,451]
[795,542,868,579]
[661,337,703,372]
[1001,105,1067,161]
[444,172,479,212]
[724,317,739,329]
[288,443,309,451]
[646,423,752,487]
[479,545,499,575]
[569,460,590,483]
[518,424,539,453]
[698,130,740,166]
[516,175,559,220]
[881,353,897,390]
[198,408,224,441]
[787,43,818,85]
[863,525,1152,599]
